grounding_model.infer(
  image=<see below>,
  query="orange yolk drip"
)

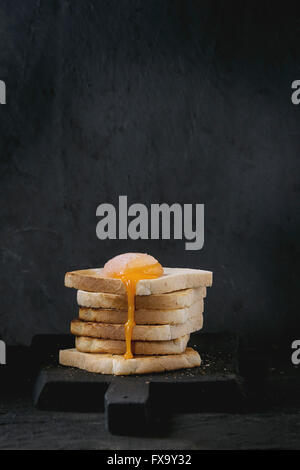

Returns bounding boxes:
[101,254,163,359]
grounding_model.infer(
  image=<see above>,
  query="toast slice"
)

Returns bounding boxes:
[75,334,190,355]
[77,286,206,310]
[79,299,203,325]
[65,267,212,294]
[71,315,203,341]
[59,347,201,375]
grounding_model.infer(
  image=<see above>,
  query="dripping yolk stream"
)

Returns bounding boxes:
[102,253,163,359]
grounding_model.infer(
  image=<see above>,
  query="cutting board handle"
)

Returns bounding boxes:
[105,377,150,435]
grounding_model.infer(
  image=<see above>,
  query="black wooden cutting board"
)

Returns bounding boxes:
[32,333,244,434]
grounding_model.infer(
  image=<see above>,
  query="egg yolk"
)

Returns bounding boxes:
[102,253,163,359]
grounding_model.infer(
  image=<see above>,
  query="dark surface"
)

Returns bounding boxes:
[1,333,300,448]
[1,395,300,450]
[0,1,299,348]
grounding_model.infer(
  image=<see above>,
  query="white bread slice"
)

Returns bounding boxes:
[75,334,190,355]
[71,315,203,341]
[77,286,206,310]
[59,347,201,375]
[65,267,212,294]
[79,299,203,325]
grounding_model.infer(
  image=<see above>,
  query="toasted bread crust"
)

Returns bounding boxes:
[65,267,212,294]
[77,286,207,310]
[78,299,203,325]
[71,315,203,341]
[75,335,190,355]
[59,347,201,375]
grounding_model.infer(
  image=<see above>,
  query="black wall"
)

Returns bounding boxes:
[1,0,299,346]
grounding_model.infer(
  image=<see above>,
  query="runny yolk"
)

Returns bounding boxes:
[101,253,163,359]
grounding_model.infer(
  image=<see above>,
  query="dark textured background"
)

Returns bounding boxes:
[0,0,299,346]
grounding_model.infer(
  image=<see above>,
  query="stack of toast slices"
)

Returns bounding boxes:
[60,267,213,375]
